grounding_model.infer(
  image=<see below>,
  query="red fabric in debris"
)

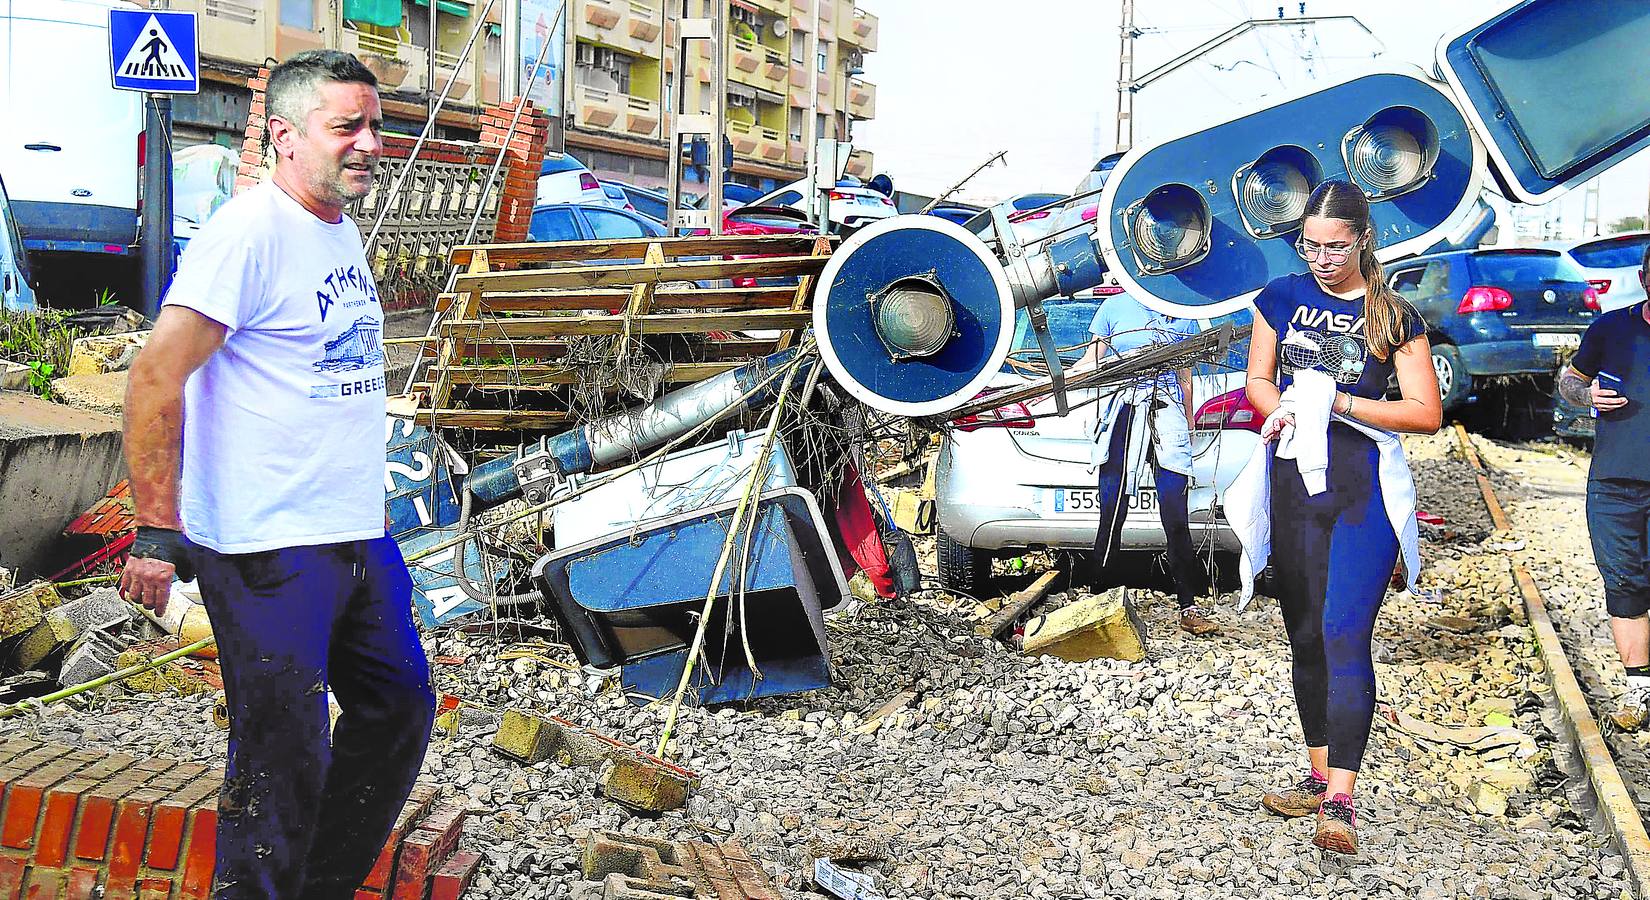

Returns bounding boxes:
[834,465,895,599]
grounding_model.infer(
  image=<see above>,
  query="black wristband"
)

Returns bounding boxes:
[131,526,197,582]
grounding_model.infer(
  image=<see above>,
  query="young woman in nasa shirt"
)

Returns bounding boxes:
[1243,180,1442,855]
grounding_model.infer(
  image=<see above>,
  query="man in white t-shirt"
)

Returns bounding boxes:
[120,51,432,900]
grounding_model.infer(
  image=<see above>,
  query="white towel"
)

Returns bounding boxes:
[1226,392,1421,610]
[1273,369,1336,495]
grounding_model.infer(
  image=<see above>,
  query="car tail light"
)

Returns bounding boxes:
[137,130,147,169]
[951,395,1036,432]
[1009,209,1051,222]
[1584,285,1601,311]
[1588,278,1611,294]
[1193,388,1263,433]
[1080,205,1098,222]
[1457,285,1513,314]
[1095,284,1124,297]
[829,191,853,201]
[579,173,599,191]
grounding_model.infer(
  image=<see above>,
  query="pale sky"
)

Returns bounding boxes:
[853,0,1650,237]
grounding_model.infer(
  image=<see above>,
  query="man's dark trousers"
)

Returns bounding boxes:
[192,535,434,900]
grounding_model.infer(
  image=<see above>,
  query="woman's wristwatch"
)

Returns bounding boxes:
[1335,392,1352,416]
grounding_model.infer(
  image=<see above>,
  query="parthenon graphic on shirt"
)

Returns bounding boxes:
[313,316,384,373]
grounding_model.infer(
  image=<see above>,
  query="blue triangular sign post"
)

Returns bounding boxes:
[109,9,199,94]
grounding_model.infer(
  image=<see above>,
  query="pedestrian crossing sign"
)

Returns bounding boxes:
[108,9,198,94]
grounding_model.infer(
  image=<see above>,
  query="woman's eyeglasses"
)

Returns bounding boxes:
[1295,239,1360,264]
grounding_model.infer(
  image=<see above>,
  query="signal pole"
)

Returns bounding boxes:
[1114,0,1135,153]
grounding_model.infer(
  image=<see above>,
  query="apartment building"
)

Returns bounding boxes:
[566,0,878,192]
[154,0,508,147]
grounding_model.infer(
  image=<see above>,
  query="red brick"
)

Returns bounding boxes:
[37,754,135,868]
[177,806,215,900]
[106,789,161,896]
[354,891,381,900]
[74,771,152,863]
[21,867,63,900]
[428,850,480,900]
[388,828,439,900]
[2,754,99,850]
[61,870,96,900]
[0,856,23,900]
[137,878,172,900]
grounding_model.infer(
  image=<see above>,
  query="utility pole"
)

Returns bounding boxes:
[804,0,820,228]
[427,0,439,122]
[1583,178,1601,237]
[1114,0,1135,153]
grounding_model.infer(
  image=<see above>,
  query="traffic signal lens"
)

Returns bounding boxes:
[1127,184,1210,274]
[1234,145,1322,238]
[873,277,955,358]
[1343,107,1440,200]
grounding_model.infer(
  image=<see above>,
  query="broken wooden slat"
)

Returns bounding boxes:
[392,338,785,360]
[775,235,831,353]
[430,249,488,416]
[414,409,575,429]
[448,234,828,268]
[852,691,918,735]
[976,570,1063,639]
[452,255,827,293]
[431,362,742,385]
[441,310,813,339]
[435,286,800,313]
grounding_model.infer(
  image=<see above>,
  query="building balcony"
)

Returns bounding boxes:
[341,25,419,92]
[171,0,262,66]
[848,77,875,119]
[845,148,873,179]
[748,0,787,14]
[761,47,787,82]
[727,119,761,156]
[585,0,621,30]
[622,93,661,138]
[731,35,763,74]
[627,0,661,42]
[845,7,877,52]
[789,0,812,31]
[574,83,625,130]
[755,126,787,163]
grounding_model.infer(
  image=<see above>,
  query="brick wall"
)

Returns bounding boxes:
[476,104,550,245]
[0,738,475,900]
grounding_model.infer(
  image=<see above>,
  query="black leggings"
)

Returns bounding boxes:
[1270,426,1397,772]
[1094,403,1201,608]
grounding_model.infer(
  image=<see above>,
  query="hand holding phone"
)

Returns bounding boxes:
[1593,371,1629,412]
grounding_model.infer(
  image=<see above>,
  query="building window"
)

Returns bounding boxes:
[788,107,803,141]
[280,0,314,29]
[790,29,807,65]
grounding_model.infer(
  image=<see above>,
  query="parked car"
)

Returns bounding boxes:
[599,181,636,212]
[696,205,820,290]
[602,180,677,224]
[1385,248,1599,412]
[0,173,37,312]
[744,178,896,233]
[1552,384,1595,441]
[687,183,764,211]
[1,0,144,261]
[536,153,609,207]
[1541,232,1650,313]
[961,192,1070,247]
[933,295,1261,593]
[925,204,982,226]
[527,203,668,242]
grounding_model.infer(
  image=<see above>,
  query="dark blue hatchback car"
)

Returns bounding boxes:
[1383,248,1599,411]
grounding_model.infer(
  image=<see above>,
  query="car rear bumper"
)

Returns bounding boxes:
[1457,338,1576,377]
[14,200,136,254]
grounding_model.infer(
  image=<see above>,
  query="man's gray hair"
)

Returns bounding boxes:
[267,50,378,132]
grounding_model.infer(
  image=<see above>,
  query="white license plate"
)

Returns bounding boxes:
[1046,487,1157,515]
[1533,332,1581,348]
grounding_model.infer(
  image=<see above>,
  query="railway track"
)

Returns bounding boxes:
[1451,422,1650,896]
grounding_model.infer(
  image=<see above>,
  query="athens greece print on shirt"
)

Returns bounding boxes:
[307,263,385,396]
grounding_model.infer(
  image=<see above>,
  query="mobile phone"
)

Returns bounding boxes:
[1594,371,1624,417]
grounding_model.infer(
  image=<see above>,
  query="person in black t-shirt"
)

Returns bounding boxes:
[1559,243,1650,729]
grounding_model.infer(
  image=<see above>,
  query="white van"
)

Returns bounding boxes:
[0,172,37,312]
[0,0,145,259]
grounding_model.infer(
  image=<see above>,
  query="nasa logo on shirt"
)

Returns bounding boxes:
[1283,303,1369,386]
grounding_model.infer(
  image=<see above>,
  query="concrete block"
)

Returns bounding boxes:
[1468,779,1508,817]
[599,752,698,813]
[58,630,126,687]
[582,832,776,899]
[66,332,147,377]
[45,588,132,640]
[0,359,27,391]
[1020,587,1147,663]
[492,709,557,763]
[0,580,56,640]
[0,393,123,575]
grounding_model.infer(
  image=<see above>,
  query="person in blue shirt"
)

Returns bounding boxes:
[1245,180,1442,856]
[1083,291,1218,636]
[1557,243,1650,730]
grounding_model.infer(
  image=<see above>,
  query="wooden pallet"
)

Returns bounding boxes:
[403,234,832,430]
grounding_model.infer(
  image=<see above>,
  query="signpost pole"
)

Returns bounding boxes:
[139,93,173,319]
